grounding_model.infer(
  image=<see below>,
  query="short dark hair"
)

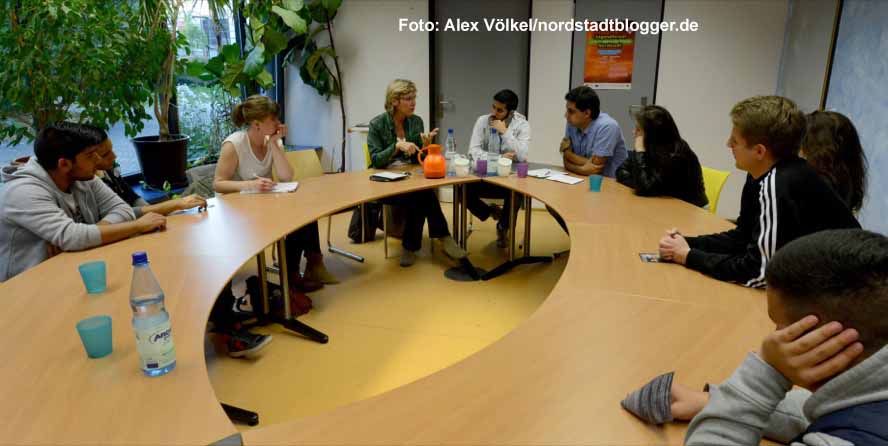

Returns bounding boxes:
[565,86,600,120]
[34,122,108,171]
[766,229,888,357]
[730,95,805,161]
[493,89,519,112]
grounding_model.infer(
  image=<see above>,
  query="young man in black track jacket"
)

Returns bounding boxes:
[658,96,859,288]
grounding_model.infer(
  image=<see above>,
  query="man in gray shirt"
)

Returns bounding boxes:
[0,122,166,282]
[683,229,888,446]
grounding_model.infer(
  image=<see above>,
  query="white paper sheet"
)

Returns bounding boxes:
[546,174,583,185]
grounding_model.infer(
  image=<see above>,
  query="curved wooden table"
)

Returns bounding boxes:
[0,171,768,445]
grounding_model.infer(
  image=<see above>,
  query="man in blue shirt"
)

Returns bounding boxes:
[549,86,629,233]
[560,86,628,177]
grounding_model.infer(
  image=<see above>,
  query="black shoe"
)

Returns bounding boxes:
[227,331,273,358]
[232,294,253,314]
[489,204,503,222]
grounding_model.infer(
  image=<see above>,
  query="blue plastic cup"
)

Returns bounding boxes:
[589,175,603,192]
[76,315,113,359]
[78,261,107,294]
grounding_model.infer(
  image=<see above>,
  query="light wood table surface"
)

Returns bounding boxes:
[0,170,768,445]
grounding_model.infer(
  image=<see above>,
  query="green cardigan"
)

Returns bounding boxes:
[367,111,425,169]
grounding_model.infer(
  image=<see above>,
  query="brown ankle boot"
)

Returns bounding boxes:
[304,253,340,284]
[289,272,323,292]
[286,287,313,316]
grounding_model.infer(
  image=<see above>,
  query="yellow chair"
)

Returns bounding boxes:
[363,143,372,170]
[276,148,365,263]
[285,149,324,180]
[701,166,730,214]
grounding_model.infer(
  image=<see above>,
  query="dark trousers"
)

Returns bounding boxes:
[284,221,321,267]
[381,189,450,251]
[466,183,520,231]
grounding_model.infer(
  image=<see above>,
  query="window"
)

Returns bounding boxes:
[0,1,238,179]
[176,0,239,168]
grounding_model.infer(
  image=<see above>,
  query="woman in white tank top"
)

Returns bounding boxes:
[213,96,338,313]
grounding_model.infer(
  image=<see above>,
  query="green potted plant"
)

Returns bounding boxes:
[0,1,156,168]
[187,0,308,97]
[131,0,191,189]
[188,0,346,170]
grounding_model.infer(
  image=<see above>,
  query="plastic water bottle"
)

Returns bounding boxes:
[487,127,500,175]
[129,252,176,377]
[445,128,456,176]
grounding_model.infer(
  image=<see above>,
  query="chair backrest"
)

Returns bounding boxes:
[363,143,371,169]
[701,166,730,214]
[276,149,324,181]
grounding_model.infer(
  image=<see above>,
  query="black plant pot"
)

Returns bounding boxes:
[132,135,189,189]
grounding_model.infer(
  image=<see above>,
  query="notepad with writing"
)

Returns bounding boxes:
[546,174,584,185]
[527,168,554,178]
[240,181,299,194]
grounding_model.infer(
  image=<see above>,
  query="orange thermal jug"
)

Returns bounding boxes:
[418,144,446,179]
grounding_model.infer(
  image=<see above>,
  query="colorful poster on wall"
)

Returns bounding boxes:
[583,30,635,90]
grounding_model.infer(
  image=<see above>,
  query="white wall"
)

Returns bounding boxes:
[526,0,574,166]
[285,0,430,172]
[776,0,837,113]
[656,0,789,219]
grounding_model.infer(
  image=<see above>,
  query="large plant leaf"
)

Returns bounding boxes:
[186,60,209,77]
[283,0,304,11]
[305,51,323,79]
[204,54,226,77]
[255,69,274,88]
[221,60,245,92]
[222,43,241,64]
[263,26,289,56]
[272,5,307,34]
[251,21,265,43]
[243,42,266,76]
[308,2,329,22]
[321,0,342,13]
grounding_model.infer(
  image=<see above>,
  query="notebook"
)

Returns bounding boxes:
[240,182,300,194]
[546,174,584,185]
[370,172,410,181]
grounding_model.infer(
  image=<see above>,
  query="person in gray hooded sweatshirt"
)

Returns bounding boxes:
[669,229,888,445]
[0,122,166,282]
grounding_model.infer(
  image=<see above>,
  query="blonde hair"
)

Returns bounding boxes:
[232,95,280,127]
[384,79,417,113]
[730,95,805,160]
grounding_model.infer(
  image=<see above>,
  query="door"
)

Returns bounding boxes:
[432,0,531,154]
[571,0,663,150]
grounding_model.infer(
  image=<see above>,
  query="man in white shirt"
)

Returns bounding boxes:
[466,89,531,248]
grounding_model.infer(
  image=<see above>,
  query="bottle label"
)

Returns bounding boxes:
[134,320,176,371]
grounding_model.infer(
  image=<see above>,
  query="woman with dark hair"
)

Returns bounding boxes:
[616,105,708,208]
[801,111,867,213]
